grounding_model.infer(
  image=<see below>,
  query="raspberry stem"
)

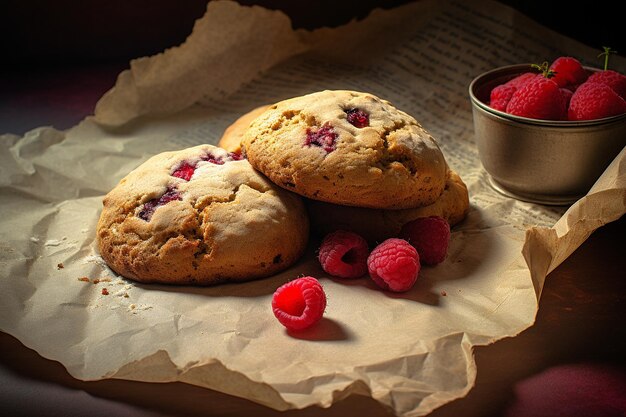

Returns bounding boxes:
[531,61,556,79]
[598,46,617,71]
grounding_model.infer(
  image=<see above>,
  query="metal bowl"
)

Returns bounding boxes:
[469,64,626,205]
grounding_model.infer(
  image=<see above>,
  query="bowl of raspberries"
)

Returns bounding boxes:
[469,51,626,205]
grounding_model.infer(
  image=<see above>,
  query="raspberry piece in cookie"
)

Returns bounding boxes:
[318,230,369,278]
[272,277,326,331]
[242,90,448,209]
[138,188,181,221]
[202,152,227,165]
[367,238,420,292]
[171,150,242,182]
[97,144,309,285]
[227,151,244,161]
[171,163,195,181]
[305,123,338,152]
[345,108,369,127]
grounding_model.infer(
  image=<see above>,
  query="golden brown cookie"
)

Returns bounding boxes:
[242,90,448,209]
[219,105,270,154]
[97,145,309,285]
[307,169,469,243]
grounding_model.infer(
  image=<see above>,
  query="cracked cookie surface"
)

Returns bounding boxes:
[241,90,448,209]
[97,144,308,285]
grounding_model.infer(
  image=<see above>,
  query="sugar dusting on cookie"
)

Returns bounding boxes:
[96,144,308,285]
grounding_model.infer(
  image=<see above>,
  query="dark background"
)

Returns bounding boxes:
[1,0,623,69]
[0,0,623,134]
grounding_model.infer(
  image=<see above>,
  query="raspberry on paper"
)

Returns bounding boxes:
[367,238,420,292]
[399,216,450,265]
[318,230,369,278]
[272,277,327,331]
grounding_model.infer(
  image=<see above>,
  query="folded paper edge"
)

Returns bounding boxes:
[522,149,626,301]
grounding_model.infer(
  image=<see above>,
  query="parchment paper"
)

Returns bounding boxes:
[1,1,625,416]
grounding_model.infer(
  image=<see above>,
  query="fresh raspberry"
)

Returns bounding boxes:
[506,75,567,120]
[138,188,181,221]
[367,238,420,292]
[489,72,535,111]
[318,230,369,278]
[549,57,588,88]
[305,123,338,152]
[399,216,451,265]
[272,277,326,331]
[568,81,626,120]
[171,162,195,181]
[345,108,370,128]
[586,70,626,99]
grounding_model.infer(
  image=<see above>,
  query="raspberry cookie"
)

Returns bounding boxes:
[241,90,448,209]
[97,145,309,285]
[219,104,270,155]
[307,169,469,243]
